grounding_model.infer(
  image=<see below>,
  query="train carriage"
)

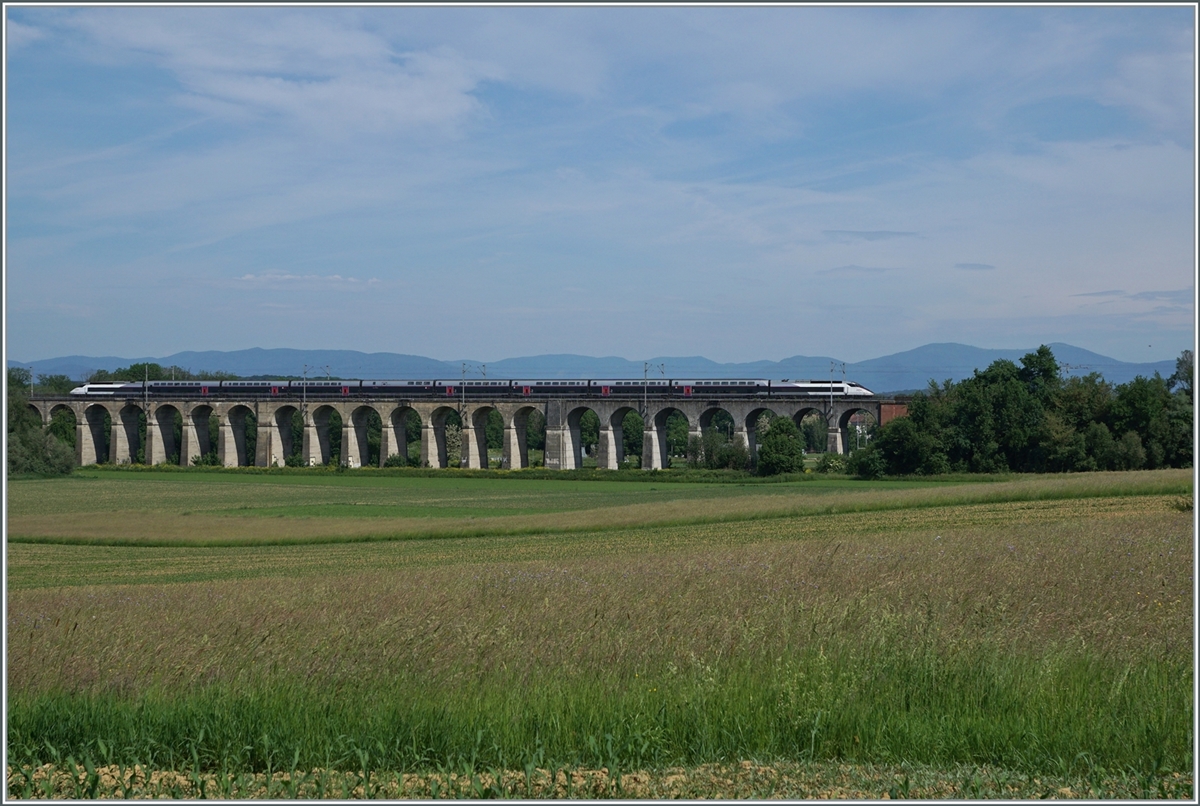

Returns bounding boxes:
[361,380,438,394]
[671,379,770,397]
[511,379,590,396]
[291,379,361,397]
[590,379,669,397]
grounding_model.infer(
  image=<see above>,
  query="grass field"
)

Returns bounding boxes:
[5,468,1194,798]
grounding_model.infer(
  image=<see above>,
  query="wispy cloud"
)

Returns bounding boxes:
[818,265,896,276]
[66,9,503,139]
[1101,40,1194,135]
[1070,288,1191,304]
[5,19,44,49]
[1129,289,1192,303]
[234,272,381,287]
[823,230,918,242]
[954,262,995,271]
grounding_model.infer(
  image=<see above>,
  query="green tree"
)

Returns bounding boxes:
[756,416,805,475]
[486,409,504,451]
[665,411,689,458]
[325,410,343,466]
[48,408,77,449]
[799,412,827,453]
[856,344,1191,477]
[1169,349,1193,400]
[1053,373,1113,432]
[579,410,600,456]
[365,409,382,467]
[1018,344,1061,404]
[35,374,79,395]
[709,410,734,438]
[1109,374,1185,468]
[621,411,643,463]
[525,410,546,451]
[867,415,948,476]
[7,368,74,476]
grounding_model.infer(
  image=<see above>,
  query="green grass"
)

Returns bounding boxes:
[8,646,1188,780]
[5,470,1193,797]
[7,468,1190,548]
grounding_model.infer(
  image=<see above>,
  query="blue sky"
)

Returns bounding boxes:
[4,6,1195,365]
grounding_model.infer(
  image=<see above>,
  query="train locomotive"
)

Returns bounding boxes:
[68,378,873,399]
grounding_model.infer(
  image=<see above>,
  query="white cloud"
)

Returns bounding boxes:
[1102,42,1195,133]
[64,9,501,138]
[818,265,896,275]
[234,271,380,287]
[824,230,918,242]
[5,19,44,49]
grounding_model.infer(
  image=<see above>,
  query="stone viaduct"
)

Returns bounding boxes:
[27,392,908,470]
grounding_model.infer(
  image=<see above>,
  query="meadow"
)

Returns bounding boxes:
[5,468,1194,798]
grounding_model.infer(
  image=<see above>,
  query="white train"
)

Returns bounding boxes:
[68,378,873,399]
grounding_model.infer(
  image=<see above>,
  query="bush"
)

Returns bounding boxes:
[687,431,751,471]
[7,367,75,477]
[757,417,805,475]
[383,453,420,468]
[815,453,846,474]
[8,428,75,477]
[847,445,887,480]
[192,451,223,467]
[711,438,750,471]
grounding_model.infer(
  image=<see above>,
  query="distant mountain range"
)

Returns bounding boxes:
[7,343,1180,394]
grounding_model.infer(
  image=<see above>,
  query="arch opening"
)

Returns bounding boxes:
[219,405,257,467]
[82,405,110,466]
[383,407,421,467]
[185,405,217,465]
[261,405,301,467]
[485,409,504,468]
[48,405,77,453]
[599,406,641,469]
[743,407,780,466]
[838,408,878,455]
[347,406,382,468]
[503,406,543,469]
[459,406,498,469]
[793,407,828,455]
[557,406,599,470]
[114,404,143,464]
[690,407,748,470]
[427,406,461,469]
[148,405,181,465]
[647,407,692,470]
[309,405,341,466]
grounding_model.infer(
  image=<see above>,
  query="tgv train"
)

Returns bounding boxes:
[68,378,874,399]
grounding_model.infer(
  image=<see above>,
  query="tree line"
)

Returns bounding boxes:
[846,346,1193,478]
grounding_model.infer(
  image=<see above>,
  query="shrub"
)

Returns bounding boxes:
[192,451,223,467]
[757,417,805,475]
[815,453,846,474]
[7,428,75,477]
[847,445,886,480]
[383,453,420,468]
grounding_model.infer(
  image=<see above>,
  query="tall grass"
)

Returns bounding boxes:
[7,643,1189,776]
[7,503,1190,781]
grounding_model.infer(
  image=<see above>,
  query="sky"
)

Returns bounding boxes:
[4,5,1196,365]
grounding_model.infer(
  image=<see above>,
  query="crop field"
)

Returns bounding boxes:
[5,468,1195,798]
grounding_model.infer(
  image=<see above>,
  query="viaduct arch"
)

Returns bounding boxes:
[27,393,907,469]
